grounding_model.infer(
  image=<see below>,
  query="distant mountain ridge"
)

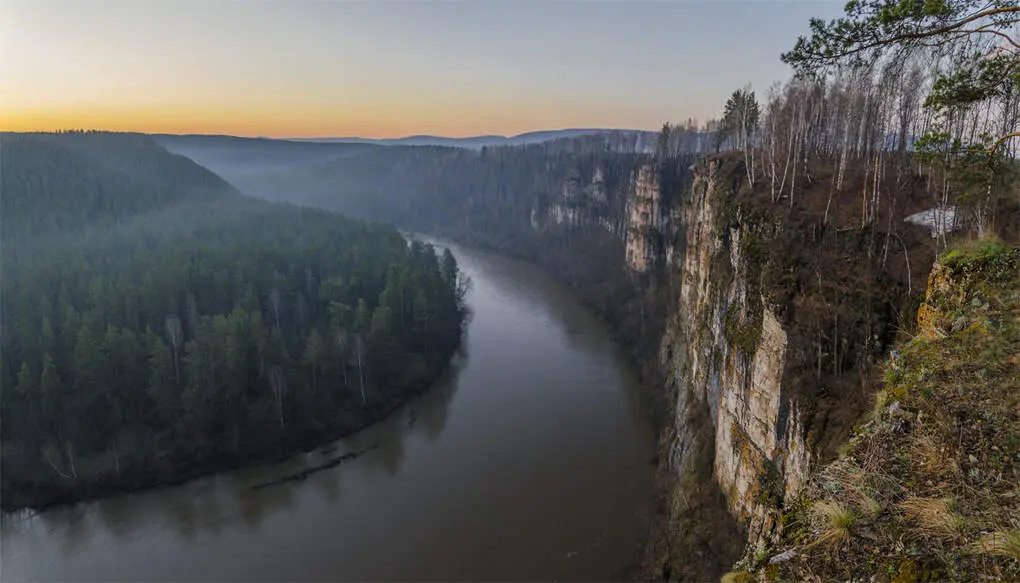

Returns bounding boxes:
[282,128,654,149]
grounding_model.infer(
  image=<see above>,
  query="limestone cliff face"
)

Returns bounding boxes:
[625,165,662,272]
[650,159,811,546]
[617,154,931,580]
[530,164,625,237]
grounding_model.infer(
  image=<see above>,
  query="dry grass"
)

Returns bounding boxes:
[898,497,965,538]
[910,434,958,476]
[813,459,890,520]
[974,530,1020,561]
[807,500,857,549]
[856,493,883,520]
[719,571,755,583]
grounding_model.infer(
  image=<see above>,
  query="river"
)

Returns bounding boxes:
[1,239,657,582]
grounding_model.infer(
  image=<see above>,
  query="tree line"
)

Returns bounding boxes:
[704,0,1019,247]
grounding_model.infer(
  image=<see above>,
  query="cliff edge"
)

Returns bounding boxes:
[637,152,941,580]
[728,242,1019,582]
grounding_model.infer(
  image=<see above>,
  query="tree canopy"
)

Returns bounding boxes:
[0,132,468,509]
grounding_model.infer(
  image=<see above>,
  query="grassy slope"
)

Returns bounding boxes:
[731,240,1020,582]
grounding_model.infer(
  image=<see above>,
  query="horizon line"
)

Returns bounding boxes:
[1,125,665,141]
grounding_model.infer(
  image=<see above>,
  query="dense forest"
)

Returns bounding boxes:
[0,132,468,509]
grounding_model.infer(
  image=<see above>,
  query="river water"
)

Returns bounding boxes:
[1,240,657,582]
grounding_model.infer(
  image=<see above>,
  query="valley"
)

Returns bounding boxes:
[2,1,1018,581]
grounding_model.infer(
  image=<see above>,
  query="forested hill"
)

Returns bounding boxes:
[154,134,379,180]
[1,131,238,238]
[0,132,469,510]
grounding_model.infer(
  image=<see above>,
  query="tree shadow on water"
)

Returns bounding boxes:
[36,503,90,556]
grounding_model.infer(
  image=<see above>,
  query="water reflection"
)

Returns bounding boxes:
[438,239,615,361]
[76,340,470,547]
[240,490,268,529]
[95,492,147,541]
[160,492,198,543]
[311,466,341,505]
[417,360,462,442]
[47,503,89,556]
[1,238,656,583]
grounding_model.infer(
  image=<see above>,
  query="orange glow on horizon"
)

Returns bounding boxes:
[1,101,662,139]
[0,103,660,139]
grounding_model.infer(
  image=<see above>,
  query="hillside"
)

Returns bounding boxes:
[210,144,462,208]
[0,132,468,509]
[0,131,238,238]
[730,241,1019,582]
[154,134,378,173]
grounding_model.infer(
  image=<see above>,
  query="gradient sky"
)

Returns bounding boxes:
[1,0,844,138]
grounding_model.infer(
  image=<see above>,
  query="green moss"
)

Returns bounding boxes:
[891,561,917,583]
[890,558,930,583]
[730,421,750,452]
[753,459,785,508]
[941,239,1019,287]
[941,236,1008,266]
[725,302,764,354]
[779,500,810,545]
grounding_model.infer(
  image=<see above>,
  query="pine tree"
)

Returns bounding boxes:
[302,329,328,390]
[146,330,178,432]
[39,352,64,438]
[15,361,35,399]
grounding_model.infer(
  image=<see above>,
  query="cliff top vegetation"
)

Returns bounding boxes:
[730,239,1019,582]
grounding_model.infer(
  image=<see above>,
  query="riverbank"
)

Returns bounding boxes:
[2,239,657,583]
[2,338,464,513]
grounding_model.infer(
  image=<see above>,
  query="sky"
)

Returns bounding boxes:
[0,0,845,139]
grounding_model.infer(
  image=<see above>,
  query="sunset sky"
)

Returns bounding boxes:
[1,1,844,138]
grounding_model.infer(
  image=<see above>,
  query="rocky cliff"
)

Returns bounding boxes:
[620,154,937,580]
[659,157,811,546]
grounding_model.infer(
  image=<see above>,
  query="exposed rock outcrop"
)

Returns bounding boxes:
[621,154,934,579]
[658,158,811,548]
[625,165,663,272]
